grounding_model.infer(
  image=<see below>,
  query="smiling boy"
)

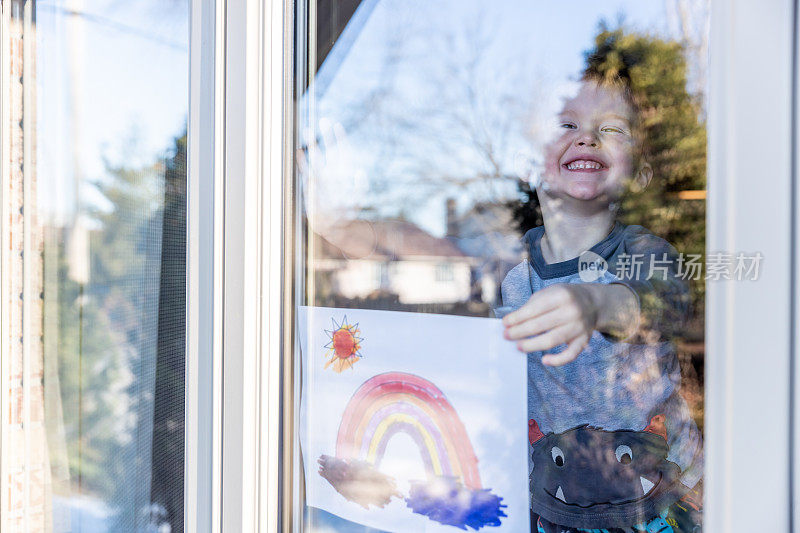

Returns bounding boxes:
[500,75,703,532]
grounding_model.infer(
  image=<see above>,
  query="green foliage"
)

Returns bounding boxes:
[584,25,707,336]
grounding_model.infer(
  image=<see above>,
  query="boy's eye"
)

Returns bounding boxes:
[601,126,627,134]
[559,123,577,129]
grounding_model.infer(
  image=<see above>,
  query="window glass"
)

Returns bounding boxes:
[5,1,188,530]
[294,1,707,531]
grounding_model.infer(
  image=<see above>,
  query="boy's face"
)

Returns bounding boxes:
[540,81,644,205]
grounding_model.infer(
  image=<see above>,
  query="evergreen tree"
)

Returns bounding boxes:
[52,131,186,530]
[584,25,706,336]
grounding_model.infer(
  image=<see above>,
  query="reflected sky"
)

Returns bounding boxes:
[305,0,702,237]
[36,0,188,222]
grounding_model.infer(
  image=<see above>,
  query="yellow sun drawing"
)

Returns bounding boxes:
[324,316,364,373]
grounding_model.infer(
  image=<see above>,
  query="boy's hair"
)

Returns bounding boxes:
[579,71,648,162]
[580,72,639,112]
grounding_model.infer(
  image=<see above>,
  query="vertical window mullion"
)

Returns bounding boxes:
[186,0,225,531]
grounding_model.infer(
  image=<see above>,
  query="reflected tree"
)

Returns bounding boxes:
[53,129,187,530]
[582,24,707,339]
[149,132,187,533]
[89,144,166,529]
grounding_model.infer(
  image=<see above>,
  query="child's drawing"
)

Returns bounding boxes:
[299,307,528,532]
[318,372,506,529]
[324,316,363,372]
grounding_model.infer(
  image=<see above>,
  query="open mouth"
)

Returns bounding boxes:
[543,473,662,509]
[562,158,607,172]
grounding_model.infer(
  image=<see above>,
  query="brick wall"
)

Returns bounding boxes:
[3,1,52,531]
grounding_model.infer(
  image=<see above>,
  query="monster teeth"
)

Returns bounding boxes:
[555,486,566,503]
[640,476,655,495]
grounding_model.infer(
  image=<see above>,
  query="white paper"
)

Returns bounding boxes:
[299,306,529,532]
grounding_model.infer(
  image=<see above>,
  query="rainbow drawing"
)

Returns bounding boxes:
[318,372,506,530]
[336,372,481,489]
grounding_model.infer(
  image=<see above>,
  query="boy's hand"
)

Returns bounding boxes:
[502,283,639,366]
[502,284,597,366]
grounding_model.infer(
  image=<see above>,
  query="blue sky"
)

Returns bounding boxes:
[31,0,695,236]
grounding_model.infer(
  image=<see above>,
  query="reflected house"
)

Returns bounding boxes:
[444,199,524,307]
[314,219,474,305]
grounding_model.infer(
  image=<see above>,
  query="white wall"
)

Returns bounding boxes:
[330,259,472,304]
[390,260,472,304]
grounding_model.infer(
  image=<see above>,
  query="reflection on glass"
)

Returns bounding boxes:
[296,1,707,531]
[5,1,190,531]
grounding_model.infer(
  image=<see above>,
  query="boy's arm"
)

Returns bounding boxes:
[502,227,690,365]
[580,283,641,340]
[606,231,691,343]
[502,281,639,366]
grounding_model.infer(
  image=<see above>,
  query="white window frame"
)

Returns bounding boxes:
[185,0,225,531]
[185,0,289,530]
[180,0,800,531]
[793,0,800,530]
[707,0,795,531]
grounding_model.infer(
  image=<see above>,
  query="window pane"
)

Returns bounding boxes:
[294,1,707,532]
[4,1,188,530]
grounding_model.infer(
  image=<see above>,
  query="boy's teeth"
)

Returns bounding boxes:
[567,160,601,170]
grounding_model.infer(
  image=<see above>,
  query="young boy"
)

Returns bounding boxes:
[500,75,703,532]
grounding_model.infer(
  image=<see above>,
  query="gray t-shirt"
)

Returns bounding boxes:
[500,222,703,529]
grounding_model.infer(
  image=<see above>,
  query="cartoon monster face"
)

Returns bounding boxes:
[529,415,685,528]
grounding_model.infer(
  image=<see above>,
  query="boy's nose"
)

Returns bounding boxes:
[575,136,598,148]
[573,130,600,147]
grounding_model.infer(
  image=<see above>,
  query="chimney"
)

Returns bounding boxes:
[445,198,458,238]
